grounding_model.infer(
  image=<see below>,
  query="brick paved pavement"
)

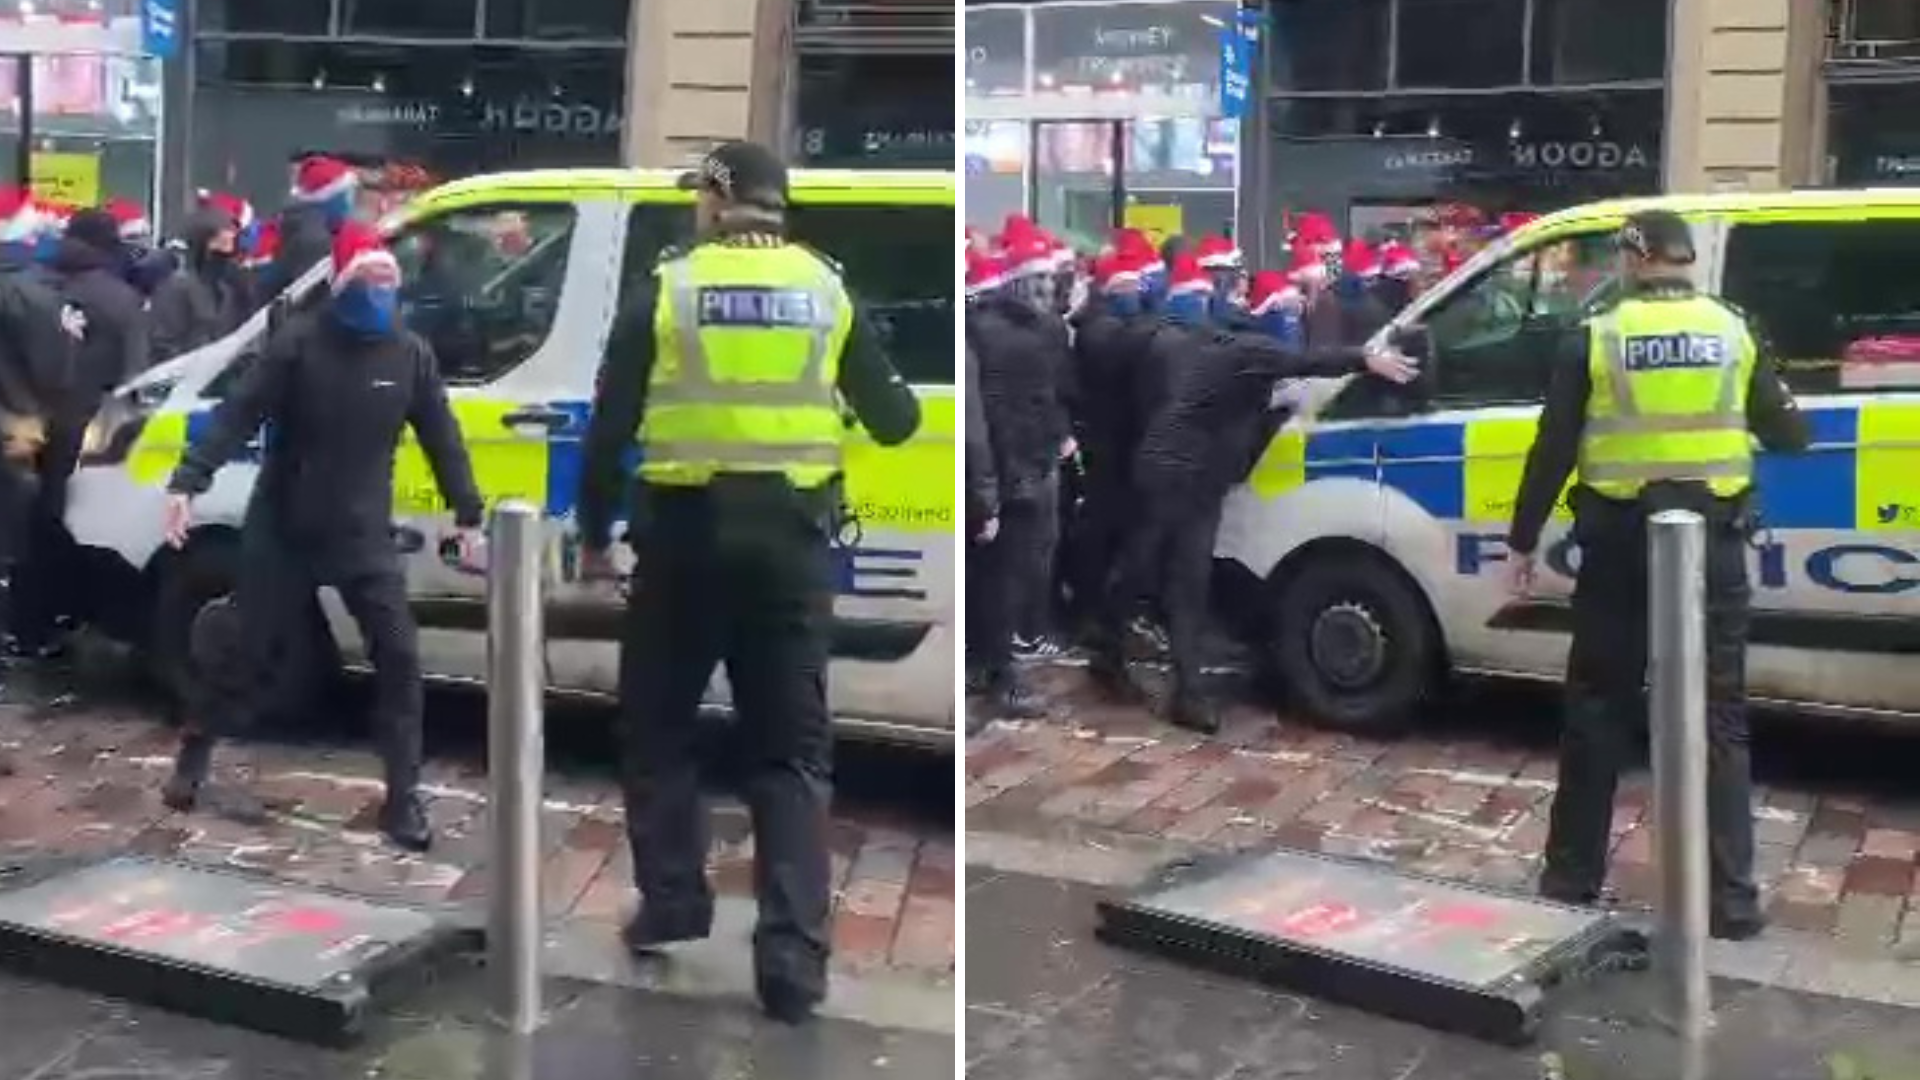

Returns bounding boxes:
[968,664,1920,958]
[0,695,955,986]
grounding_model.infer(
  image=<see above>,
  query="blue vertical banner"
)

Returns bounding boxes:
[142,0,179,60]
[1219,8,1261,120]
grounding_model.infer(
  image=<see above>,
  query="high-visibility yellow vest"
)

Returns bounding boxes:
[640,242,852,489]
[1578,294,1758,500]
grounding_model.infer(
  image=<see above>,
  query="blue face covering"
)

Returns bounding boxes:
[319,191,354,230]
[32,233,57,265]
[238,221,262,257]
[1106,290,1142,319]
[1255,309,1304,348]
[1141,270,1168,310]
[1163,292,1210,326]
[332,281,399,336]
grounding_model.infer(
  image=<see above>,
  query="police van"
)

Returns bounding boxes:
[1217,189,1920,732]
[65,168,956,749]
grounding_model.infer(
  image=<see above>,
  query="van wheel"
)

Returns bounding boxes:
[1269,550,1438,734]
[147,533,240,724]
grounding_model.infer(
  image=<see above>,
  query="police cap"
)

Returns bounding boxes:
[1617,209,1695,265]
[677,141,789,210]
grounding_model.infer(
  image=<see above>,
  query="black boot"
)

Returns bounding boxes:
[621,906,714,955]
[758,977,822,1025]
[1164,690,1220,736]
[378,791,434,853]
[160,733,213,812]
[988,673,1047,720]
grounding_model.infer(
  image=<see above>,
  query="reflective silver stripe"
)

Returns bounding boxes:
[653,259,841,408]
[644,440,842,469]
[1583,412,1747,436]
[1579,458,1749,483]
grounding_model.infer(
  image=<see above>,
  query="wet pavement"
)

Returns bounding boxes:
[0,960,952,1079]
[966,868,1920,1080]
[969,664,1920,962]
[0,643,955,1054]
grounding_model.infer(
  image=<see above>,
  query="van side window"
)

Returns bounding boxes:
[788,203,955,386]
[1721,220,1920,396]
[388,204,576,386]
[613,204,695,315]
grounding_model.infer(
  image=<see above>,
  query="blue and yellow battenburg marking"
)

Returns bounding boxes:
[1248,401,1920,532]
[122,391,956,534]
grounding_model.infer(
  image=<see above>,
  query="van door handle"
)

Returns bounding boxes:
[501,407,568,430]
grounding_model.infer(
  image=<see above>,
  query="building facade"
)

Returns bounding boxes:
[169,0,950,221]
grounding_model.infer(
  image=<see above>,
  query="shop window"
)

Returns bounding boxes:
[1722,221,1920,396]
[790,204,955,386]
[1529,0,1666,85]
[1850,0,1920,43]
[485,0,630,40]
[1268,0,1388,92]
[1394,0,1525,90]
[389,204,576,385]
[341,0,479,38]
[199,0,331,34]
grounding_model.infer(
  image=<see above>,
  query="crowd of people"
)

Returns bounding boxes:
[963,211,1445,737]
[0,153,385,670]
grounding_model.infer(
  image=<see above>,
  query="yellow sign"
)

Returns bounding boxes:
[30,152,101,208]
[1124,203,1184,247]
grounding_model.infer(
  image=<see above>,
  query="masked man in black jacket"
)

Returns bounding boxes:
[1094,309,1419,733]
[158,223,484,852]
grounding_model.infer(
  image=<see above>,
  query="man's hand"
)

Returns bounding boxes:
[1060,436,1079,462]
[1364,345,1419,385]
[1506,549,1538,599]
[445,526,487,573]
[162,493,192,549]
[977,516,1000,544]
[580,545,621,584]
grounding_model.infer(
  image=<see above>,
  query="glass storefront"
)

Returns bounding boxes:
[0,0,162,215]
[795,52,955,170]
[188,0,629,214]
[1256,0,1665,262]
[964,0,1240,248]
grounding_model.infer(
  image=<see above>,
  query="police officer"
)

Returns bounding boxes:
[1504,210,1809,939]
[576,141,920,1024]
[158,223,484,853]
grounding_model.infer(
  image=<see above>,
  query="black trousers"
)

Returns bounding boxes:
[14,419,83,648]
[617,481,835,997]
[972,473,1060,684]
[1063,450,1130,631]
[1098,480,1223,701]
[197,533,423,795]
[1541,489,1760,920]
[0,460,35,650]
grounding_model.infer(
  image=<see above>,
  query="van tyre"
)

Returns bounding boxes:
[1269,551,1438,734]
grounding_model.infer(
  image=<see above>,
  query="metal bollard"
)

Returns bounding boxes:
[487,501,545,1034]
[1648,509,1712,1047]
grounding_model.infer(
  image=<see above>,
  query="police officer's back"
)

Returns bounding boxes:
[1503,209,1809,940]
[576,142,919,1024]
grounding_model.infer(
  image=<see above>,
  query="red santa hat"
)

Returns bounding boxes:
[242,218,280,269]
[965,248,1006,297]
[1000,231,1056,280]
[1379,240,1421,279]
[1048,233,1076,270]
[330,220,400,293]
[1294,212,1342,256]
[1194,234,1242,270]
[1499,211,1540,235]
[34,198,72,229]
[197,189,255,230]
[0,187,37,245]
[1092,251,1142,294]
[1287,239,1330,287]
[104,197,150,241]
[1110,228,1159,274]
[1165,252,1213,297]
[1342,240,1381,279]
[292,155,360,204]
[1246,269,1301,316]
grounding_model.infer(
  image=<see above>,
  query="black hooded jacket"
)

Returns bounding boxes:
[150,208,249,364]
[968,293,1073,501]
[1069,296,1157,479]
[52,230,149,422]
[0,256,72,428]
[1135,329,1370,510]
